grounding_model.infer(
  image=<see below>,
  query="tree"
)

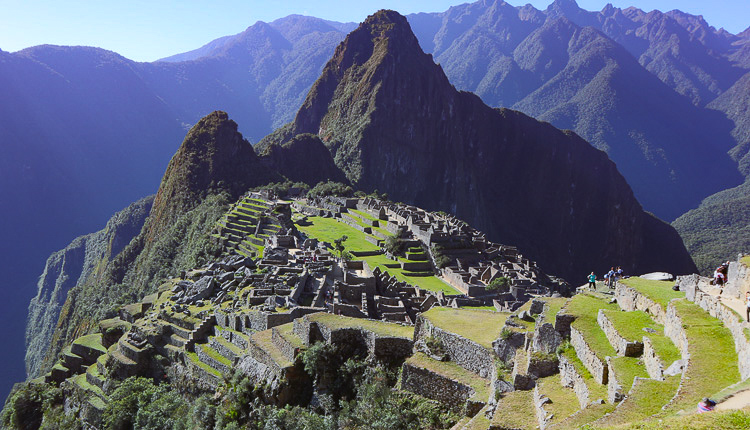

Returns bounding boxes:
[333,235,348,259]
[487,276,510,292]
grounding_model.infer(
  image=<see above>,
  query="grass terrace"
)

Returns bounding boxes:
[186,351,222,378]
[491,390,536,430]
[558,345,608,401]
[251,329,293,368]
[595,375,680,427]
[350,209,379,222]
[359,254,460,295]
[620,277,684,309]
[73,334,107,354]
[294,216,380,252]
[663,299,740,413]
[555,403,615,429]
[541,297,568,323]
[307,313,414,339]
[602,309,680,364]
[565,293,618,360]
[536,374,580,427]
[607,407,750,429]
[406,352,490,401]
[422,307,508,349]
[609,356,648,393]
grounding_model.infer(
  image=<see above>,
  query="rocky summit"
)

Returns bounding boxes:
[260,10,696,282]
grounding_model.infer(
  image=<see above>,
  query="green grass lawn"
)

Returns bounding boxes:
[604,407,750,429]
[359,254,460,295]
[620,278,684,309]
[595,375,680,427]
[609,356,648,393]
[407,352,490,401]
[541,297,568,323]
[536,374,580,426]
[662,299,740,414]
[602,309,680,364]
[422,307,508,349]
[351,209,379,222]
[741,255,750,268]
[559,346,608,401]
[565,293,618,360]
[491,390,536,429]
[295,216,380,252]
[307,313,414,339]
[73,334,107,353]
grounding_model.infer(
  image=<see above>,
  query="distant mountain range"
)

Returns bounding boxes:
[2,0,749,398]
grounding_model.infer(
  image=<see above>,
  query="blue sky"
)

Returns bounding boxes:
[1,0,748,62]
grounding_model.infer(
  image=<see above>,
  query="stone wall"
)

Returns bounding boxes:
[558,353,591,408]
[614,282,666,324]
[689,289,750,379]
[570,326,607,384]
[606,357,624,404]
[415,315,495,378]
[195,344,231,375]
[401,362,477,414]
[642,337,666,380]
[597,310,643,357]
[533,384,553,430]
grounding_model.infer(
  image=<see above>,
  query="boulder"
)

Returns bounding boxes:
[639,272,674,281]
[533,323,563,354]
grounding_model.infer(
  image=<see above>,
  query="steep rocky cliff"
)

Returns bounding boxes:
[260,10,696,282]
[24,196,153,378]
[36,112,281,374]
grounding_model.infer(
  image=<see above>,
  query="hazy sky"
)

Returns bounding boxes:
[1,0,748,62]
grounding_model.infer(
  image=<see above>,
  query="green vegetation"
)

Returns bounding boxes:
[422,307,508,349]
[609,357,648,393]
[664,299,740,413]
[605,407,750,429]
[557,342,608,401]
[595,375,680,427]
[486,276,509,292]
[104,377,188,430]
[541,297,567,323]
[557,403,615,429]
[565,293,618,360]
[359,254,460,295]
[535,374,579,427]
[601,309,681,364]
[307,180,353,198]
[406,353,490,401]
[295,216,379,252]
[72,334,107,353]
[620,278,684,309]
[491,390,536,429]
[307,312,414,339]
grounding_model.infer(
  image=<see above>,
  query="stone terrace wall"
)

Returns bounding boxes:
[570,326,607,384]
[597,310,643,357]
[558,353,592,408]
[401,362,476,414]
[415,315,495,378]
[642,336,666,380]
[690,290,750,379]
[614,282,666,324]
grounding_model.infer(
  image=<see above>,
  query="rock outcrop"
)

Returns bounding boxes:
[25,196,153,378]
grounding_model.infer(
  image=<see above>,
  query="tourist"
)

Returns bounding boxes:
[587,272,596,290]
[616,266,623,280]
[714,267,726,292]
[607,267,616,288]
[697,397,716,413]
[746,292,750,323]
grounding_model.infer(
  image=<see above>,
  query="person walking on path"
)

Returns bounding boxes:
[588,272,596,290]
[745,292,750,323]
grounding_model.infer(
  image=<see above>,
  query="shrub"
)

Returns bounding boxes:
[385,236,406,255]
[308,181,353,198]
[487,276,509,292]
[499,328,513,340]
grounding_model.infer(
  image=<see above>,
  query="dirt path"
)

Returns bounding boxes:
[717,389,750,410]
[705,287,747,321]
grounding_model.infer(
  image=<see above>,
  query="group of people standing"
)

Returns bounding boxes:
[587,267,623,289]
